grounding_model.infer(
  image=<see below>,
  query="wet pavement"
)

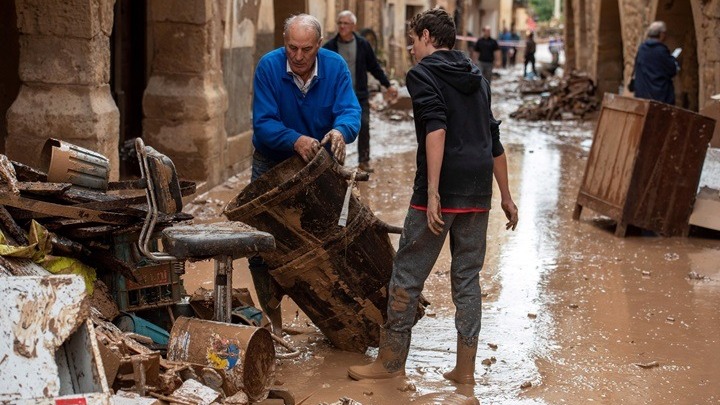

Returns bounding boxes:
[184,63,720,404]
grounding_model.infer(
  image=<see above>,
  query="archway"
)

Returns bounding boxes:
[655,0,698,111]
[0,0,20,155]
[273,0,306,48]
[595,0,623,97]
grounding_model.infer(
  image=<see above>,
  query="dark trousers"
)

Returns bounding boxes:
[357,98,371,164]
[524,55,536,76]
[248,151,281,303]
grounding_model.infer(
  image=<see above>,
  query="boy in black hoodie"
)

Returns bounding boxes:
[348,8,518,385]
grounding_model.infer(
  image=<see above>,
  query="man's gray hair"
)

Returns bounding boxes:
[647,21,666,38]
[337,10,357,24]
[284,14,322,40]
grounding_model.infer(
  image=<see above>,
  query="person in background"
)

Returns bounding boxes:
[347,7,518,385]
[499,28,512,68]
[472,26,500,83]
[523,31,537,78]
[509,28,520,65]
[251,13,361,335]
[633,21,679,105]
[324,10,398,173]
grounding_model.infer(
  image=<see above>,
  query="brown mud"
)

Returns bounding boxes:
[183,64,720,404]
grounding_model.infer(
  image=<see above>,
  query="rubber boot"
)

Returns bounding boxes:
[250,265,283,336]
[347,328,410,380]
[443,335,478,385]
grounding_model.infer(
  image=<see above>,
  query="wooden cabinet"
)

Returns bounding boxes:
[574,94,716,236]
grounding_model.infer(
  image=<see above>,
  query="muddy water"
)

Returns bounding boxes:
[183,65,720,404]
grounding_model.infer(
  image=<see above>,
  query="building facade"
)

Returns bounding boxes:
[565,0,720,112]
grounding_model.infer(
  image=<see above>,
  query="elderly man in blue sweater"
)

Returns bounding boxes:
[251,13,361,335]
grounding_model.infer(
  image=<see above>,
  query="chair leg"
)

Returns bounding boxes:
[214,255,233,323]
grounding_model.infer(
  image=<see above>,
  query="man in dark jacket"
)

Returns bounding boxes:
[472,25,500,83]
[324,10,398,172]
[347,8,518,385]
[633,21,678,105]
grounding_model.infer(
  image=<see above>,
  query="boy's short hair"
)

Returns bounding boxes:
[408,8,456,49]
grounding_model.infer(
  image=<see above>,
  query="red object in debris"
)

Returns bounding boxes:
[55,398,87,405]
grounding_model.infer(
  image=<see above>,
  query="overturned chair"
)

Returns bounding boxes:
[135,138,275,322]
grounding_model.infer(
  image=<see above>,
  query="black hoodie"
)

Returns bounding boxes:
[407,49,503,210]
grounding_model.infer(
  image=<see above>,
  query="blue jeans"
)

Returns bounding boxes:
[385,208,489,341]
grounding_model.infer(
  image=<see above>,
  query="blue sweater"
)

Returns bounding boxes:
[252,47,361,161]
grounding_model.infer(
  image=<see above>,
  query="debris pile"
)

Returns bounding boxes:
[511,72,599,120]
[0,140,292,404]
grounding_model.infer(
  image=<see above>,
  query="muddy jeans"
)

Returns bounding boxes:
[385,208,489,340]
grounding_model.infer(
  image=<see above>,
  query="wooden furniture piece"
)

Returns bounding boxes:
[573,94,716,236]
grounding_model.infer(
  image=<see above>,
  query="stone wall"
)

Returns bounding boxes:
[143,0,228,185]
[692,0,720,109]
[222,0,261,176]
[6,0,120,178]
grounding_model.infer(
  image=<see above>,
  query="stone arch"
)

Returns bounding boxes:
[595,0,623,96]
[655,0,699,111]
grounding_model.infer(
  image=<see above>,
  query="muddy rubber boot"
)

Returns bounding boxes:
[250,266,283,336]
[443,335,478,385]
[347,328,410,380]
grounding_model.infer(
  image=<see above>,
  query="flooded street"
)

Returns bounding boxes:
[184,64,720,404]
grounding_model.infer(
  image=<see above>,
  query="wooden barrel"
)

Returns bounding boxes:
[167,317,275,402]
[224,149,419,352]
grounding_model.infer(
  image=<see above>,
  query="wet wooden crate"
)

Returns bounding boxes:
[573,93,715,236]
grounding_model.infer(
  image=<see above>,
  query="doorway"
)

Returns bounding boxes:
[110,0,148,177]
[655,0,699,111]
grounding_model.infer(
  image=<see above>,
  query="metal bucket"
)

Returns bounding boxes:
[224,149,423,353]
[167,317,275,402]
[41,138,110,190]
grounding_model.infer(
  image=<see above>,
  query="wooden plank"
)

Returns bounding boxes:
[0,194,135,225]
[17,181,73,195]
[10,160,46,182]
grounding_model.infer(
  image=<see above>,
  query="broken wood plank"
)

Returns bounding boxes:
[10,160,46,182]
[17,181,73,195]
[0,205,29,245]
[0,193,135,225]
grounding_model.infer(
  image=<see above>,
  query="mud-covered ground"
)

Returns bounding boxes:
[183,58,720,404]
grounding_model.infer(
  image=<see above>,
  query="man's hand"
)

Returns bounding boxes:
[294,135,321,163]
[501,198,518,231]
[427,189,444,235]
[385,85,399,101]
[320,129,346,164]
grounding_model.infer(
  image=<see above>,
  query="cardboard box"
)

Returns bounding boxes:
[689,186,720,231]
[699,99,720,148]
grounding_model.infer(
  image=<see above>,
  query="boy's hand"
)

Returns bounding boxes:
[501,198,518,231]
[427,190,444,235]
